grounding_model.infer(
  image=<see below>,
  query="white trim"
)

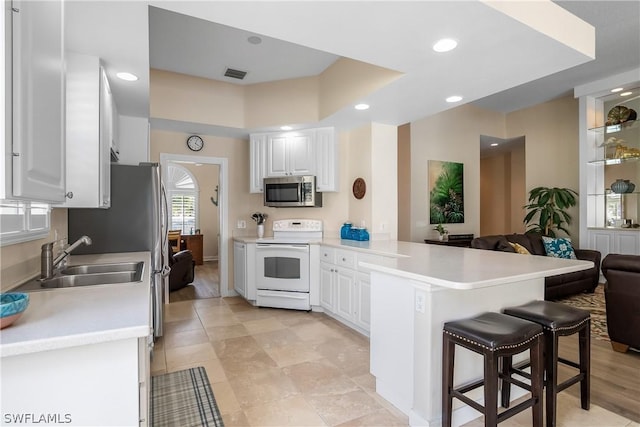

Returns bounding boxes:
[160,153,229,298]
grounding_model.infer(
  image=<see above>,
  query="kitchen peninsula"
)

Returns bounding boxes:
[342,242,593,427]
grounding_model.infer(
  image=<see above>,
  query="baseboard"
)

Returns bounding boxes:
[203,256,218,262]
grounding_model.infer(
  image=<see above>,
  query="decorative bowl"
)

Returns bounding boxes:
[0,292,30,329]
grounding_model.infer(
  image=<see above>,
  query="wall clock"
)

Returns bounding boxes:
[186,135,204,152]
[352,177,366,199]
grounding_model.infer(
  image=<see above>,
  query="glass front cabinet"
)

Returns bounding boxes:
[578,69,640,258]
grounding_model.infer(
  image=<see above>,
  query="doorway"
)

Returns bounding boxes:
[160,153,229,304]
[479,135,526,236]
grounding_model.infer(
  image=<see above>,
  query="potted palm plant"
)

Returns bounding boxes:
[523,187,578,237]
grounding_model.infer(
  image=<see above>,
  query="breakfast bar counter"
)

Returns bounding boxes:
[349,242,592,427]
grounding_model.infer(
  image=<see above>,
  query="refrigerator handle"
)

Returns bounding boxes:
[161,184,169,253]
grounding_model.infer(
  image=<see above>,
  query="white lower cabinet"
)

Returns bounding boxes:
[233,240,256,300]
[319,246,389,336]
[587,228,640,260]
[234,241,247,297]
[1,337,148,426]
[319,261,335,311]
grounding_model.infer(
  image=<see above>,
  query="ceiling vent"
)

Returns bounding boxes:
[224,67,247,80]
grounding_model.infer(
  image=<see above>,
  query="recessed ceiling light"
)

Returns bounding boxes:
[354,103,370,110]
[280,126,293,131]
[433,38,458,53]
[116,72,138,81]
[610,88,624,93]
[490,143,499,147]
[248,36,262,45]
[620,91,633,97]
[446,95,463,103]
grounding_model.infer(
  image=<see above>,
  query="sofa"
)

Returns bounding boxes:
[470,233,601,300]
[601,254,640,353]
[169,246,196,292]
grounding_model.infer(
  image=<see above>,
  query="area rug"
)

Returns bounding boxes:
[553,284,608,342]
[151,367,224,427]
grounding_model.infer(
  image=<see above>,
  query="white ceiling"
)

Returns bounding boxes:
[67,1,640,138]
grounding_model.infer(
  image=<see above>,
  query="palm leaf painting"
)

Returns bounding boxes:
[429,160,464,224]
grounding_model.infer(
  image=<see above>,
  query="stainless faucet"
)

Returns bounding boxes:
[41,235,92,279]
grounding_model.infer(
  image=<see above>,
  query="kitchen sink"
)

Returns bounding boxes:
[61,261,144,276]
[12,262,144,292]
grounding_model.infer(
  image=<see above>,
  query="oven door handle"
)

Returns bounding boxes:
[256,243,309,251]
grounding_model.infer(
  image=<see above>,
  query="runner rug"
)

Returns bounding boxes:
[151,366,224,427]
[553,284,608,342]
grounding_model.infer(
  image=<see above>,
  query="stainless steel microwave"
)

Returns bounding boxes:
[263,176,322,207]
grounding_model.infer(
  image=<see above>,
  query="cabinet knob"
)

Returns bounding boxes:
[342,257,346,261]
[65,192,74,199]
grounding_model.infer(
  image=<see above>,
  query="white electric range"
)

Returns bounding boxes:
[254,219,322,310]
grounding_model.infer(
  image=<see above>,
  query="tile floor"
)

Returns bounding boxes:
[151,297,638,427]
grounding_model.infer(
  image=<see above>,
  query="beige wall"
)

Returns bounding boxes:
[480,154,510,235]
[1,208,68,291]
[480,141,526,236]
[180,163,220,259]
[408,95,580,243]
[371,123,398,240]
[409,104,506,242]
[150,69,245,128]
[245,77,318,128]
[510,142,526,233]
[318,58,403,120]
[397,123,411,241]
[507,96,581,243]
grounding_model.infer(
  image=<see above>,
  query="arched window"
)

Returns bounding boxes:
[166,164,199,234]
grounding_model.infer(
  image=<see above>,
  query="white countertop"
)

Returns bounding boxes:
[0,252,151,358]
[321,238,593,290]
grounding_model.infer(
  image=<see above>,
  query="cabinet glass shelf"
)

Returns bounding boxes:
[587,157,640,165]
[588,119,638,133]
[587,191,639,196]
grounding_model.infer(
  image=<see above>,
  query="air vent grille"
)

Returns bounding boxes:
[224,68,247,80]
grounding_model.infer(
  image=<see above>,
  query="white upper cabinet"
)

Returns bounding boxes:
[314,127,338,192]
[10,0,66,203]
[249,127,338,193]
[249,134,267,193]
[266,132,314,177]
[62,53,112,208]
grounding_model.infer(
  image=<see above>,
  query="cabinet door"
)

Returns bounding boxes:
[99,69,112,207]
[249,134,267,192]
[335,268,355,320]
[354,272,371,331]
[233,242,246,297]
[319,262,335,311]
[288,133,315,176]
[266,135,289,177]
[62,54,112,208]
[315,127,338,192]
[11,0,65,202]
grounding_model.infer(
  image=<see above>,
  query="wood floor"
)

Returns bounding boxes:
[167,269,640,422]
[169,261,220,303]
[558,332,640,422]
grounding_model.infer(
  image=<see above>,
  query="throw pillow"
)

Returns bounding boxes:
[541,236,577,259]
[508,242,531,255]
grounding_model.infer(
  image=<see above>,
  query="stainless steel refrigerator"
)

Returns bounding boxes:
[68,163,169,338]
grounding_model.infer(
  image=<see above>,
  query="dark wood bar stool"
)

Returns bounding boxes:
[442,312,544,427]
[502,300,590,427]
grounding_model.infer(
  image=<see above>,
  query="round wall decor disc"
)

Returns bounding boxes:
[352,178,366,199]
